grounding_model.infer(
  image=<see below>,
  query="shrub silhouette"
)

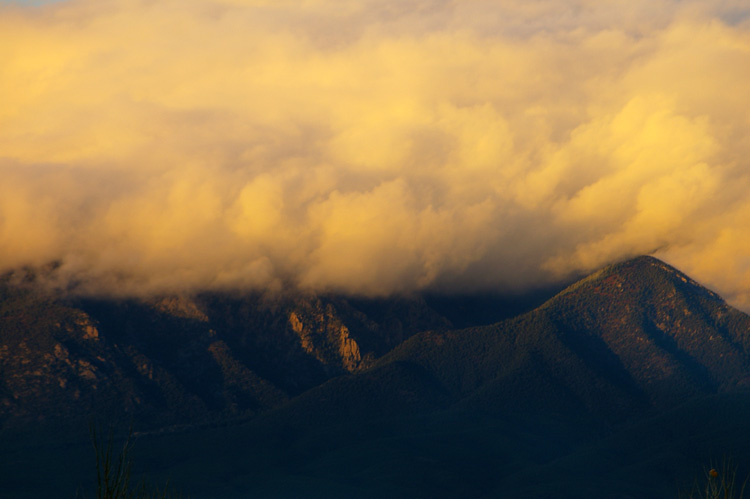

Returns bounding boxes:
[683,459,748,499]
[78,423,184,499]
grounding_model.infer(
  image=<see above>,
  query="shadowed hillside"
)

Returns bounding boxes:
[0,270,557,433]
[378,256,750,423]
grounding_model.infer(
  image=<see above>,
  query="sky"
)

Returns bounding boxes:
[1,0,750,307]
[0,0,64,5]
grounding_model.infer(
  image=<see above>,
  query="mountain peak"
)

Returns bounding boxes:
[529,255,750,405]
[551,255,722,308]
[609,255,699,283]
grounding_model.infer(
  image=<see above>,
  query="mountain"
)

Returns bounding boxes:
[0,270,554,432]
[2,256,750,498]
[177,255,748,498]
[0,286,448,431]
[379,256,750,420]
[263,256,750,431]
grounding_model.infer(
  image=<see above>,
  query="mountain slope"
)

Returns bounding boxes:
[378,256,750,421]
[2,273,540,431]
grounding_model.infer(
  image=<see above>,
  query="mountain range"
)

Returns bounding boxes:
[2,256,750,498]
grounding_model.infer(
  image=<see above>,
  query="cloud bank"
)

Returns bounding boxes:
[1,0,750,306]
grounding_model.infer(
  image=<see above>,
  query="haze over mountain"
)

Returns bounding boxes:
[2,256,750,497]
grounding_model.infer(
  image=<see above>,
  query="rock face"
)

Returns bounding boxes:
[288,304,362,372]
[339,333,362,372]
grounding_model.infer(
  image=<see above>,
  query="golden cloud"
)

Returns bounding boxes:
[1,0,749,307]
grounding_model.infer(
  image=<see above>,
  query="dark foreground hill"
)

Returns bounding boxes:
[2,256,750,498]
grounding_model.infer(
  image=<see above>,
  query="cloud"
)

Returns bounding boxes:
[1,0,750,308]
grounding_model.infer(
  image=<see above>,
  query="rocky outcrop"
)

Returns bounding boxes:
[150,295,209,322]
[287,303,363,372]
[338,330,362,372]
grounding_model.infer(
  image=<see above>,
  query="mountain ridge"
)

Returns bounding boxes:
[0,275,555,431]
[3,255,750,498]
[373,255,750,421]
